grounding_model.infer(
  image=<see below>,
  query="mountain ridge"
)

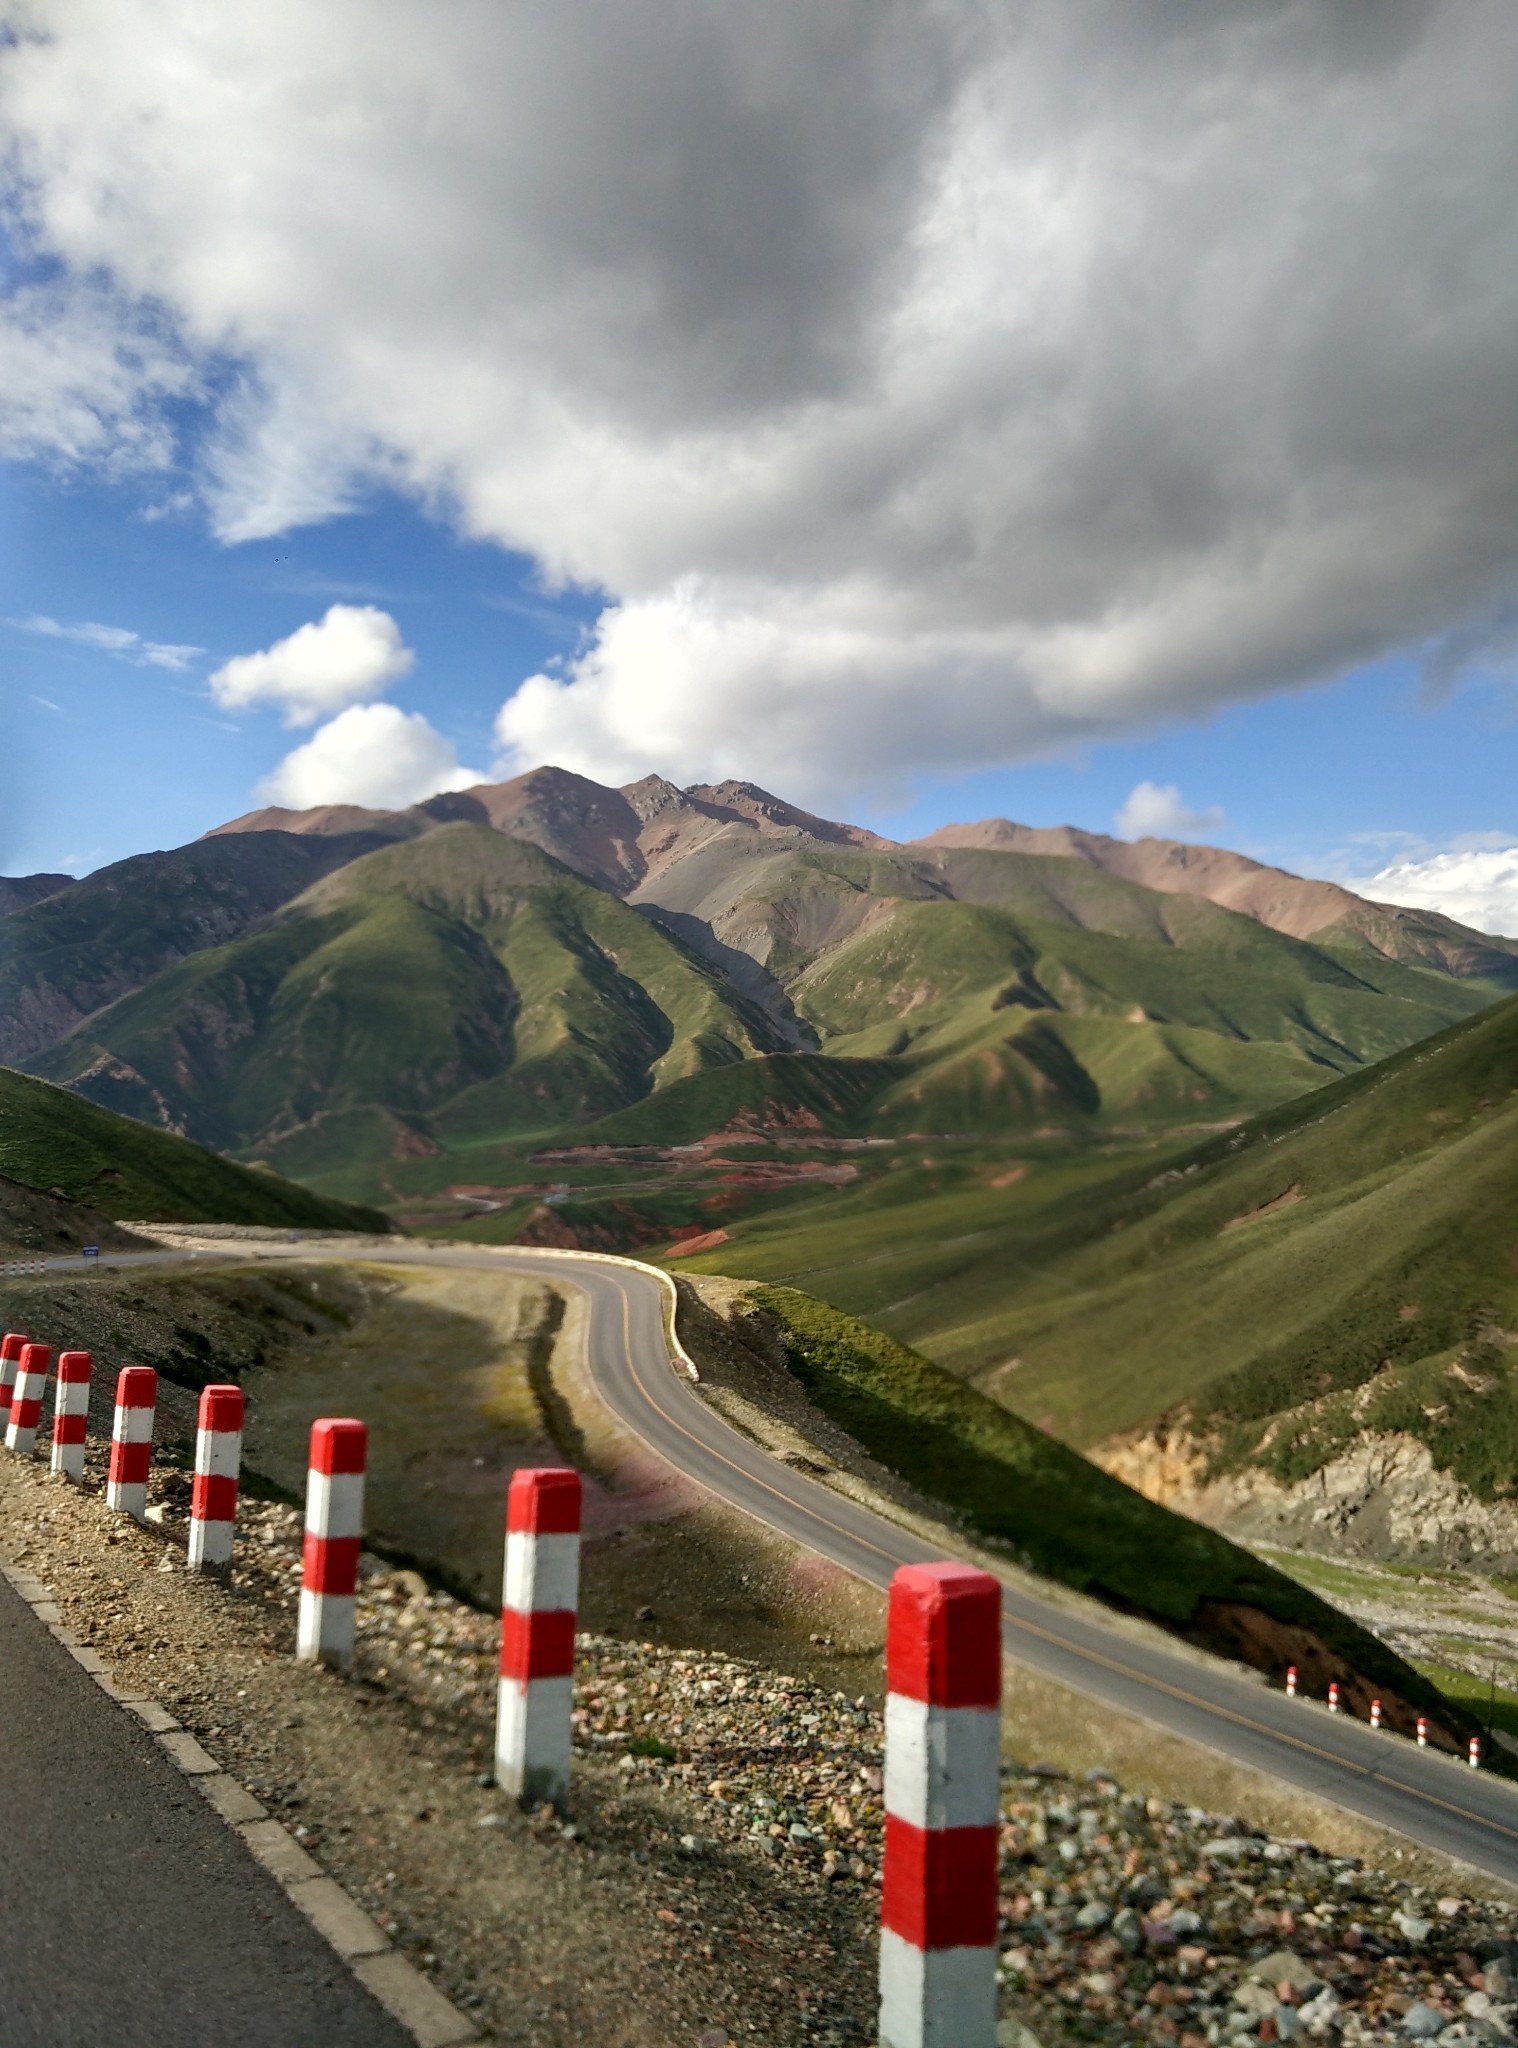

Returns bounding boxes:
[210,765,1517,970]
[3,766,1512,1209]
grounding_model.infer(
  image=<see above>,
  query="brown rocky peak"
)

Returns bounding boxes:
[446,766,647,891]
[206,801,411,838]
[619,774,688,824]
[685,779,894,849]
[915,817,1384,944]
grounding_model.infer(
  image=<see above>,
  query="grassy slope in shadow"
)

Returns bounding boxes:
[0,1066,389,1230]
[745,1281,1483,1752]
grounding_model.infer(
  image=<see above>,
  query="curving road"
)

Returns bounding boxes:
[53,1238,1518,1887]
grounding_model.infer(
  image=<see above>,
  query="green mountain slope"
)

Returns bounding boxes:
[11,776,1513,1225]
[0,830,401,1066]
[677,993,1518,1508]
[643,836,1499,1139]
[930,991,1518,1464]
[28,826,784,1176]
[731,1282,1474,1744]
[0,1066,388,1229]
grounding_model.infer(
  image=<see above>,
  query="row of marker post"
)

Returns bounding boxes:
[7,1308,1497,2044]
[1287,1662,1481,1768]
[0,1314,1001,2045]
[0,1329,243,1566]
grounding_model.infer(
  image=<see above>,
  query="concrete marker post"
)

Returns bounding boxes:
[0,1329,28,1443]
[4,1341,51,1457]
[297,1418,366,1668]
[188,1383,244,1573]
[107,1366,158,1519]
[1417,1717,1428,1748]
[1285,1665,1297,1698]
[496,1466,581,1810]
[50,1349,91,1480]
[1369,1698,1382,1731]
[1327,1682,1340,1715]
[1470,1736,1481,1770]
[879,1560,1001,2048]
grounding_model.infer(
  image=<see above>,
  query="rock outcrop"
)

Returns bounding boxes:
[1097,1426,1518,1570]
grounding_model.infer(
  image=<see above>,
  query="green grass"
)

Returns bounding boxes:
[0,1066,387,1229]
[571,1051,901,1147]
[0,829,401,1066]
[16,809,1509,1235]
[28,825,781,1172]
[1411,1661,1518,1751]
[686,993,1518,1483]
[745,1282,1473,1732]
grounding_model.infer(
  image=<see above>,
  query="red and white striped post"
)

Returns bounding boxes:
[50,1350,91,1480]
[0,1330,26,1441]
[4,1342,50,1457]
[107,1366,157,1518]
[1469,1736,1481,1770]
[1285,1665,1297,1698]
[880,1561,1001,2048]
[297,1419,366,1668]
[497,1467,581,1809]
[187,1384,244,1573]
[1370,1698,1382,1731]
[1327,1681,1340,1714]
[1417,1716,1428,1748]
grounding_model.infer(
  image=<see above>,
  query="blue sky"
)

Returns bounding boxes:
[4,6,1518,930]
[2,454,1512,894]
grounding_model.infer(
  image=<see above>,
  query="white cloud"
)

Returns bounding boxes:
[209,604,414,726]
[5,612,203,671]
[256,703,481,811]
[1350,847,1518,938]
[1114,781,1226,842]
[7,6,1518,791]
[0,276,190,472]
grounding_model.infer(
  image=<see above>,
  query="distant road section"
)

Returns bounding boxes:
[55,1240,1518,1887]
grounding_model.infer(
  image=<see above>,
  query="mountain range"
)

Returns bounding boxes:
[1,766,1512,1207]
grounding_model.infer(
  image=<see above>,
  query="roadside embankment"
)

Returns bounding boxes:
[7,1446,1518,2048]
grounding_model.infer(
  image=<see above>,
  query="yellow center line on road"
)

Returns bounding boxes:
[596,1268,1518,1854]
[129,1245,1518,1859]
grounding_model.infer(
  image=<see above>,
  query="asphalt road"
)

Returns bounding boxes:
[0,1573,413,2048]
[44,1239,1518,1887]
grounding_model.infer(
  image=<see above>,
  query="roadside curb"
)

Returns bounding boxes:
[0,1553,478,2048]
[107,1230,705,1382]
[428,1241,704,1382]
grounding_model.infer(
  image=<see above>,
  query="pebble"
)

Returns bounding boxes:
[230,1498,1518,2048]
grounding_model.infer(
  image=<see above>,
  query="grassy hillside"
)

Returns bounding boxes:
[0,1066,389,1230]
[28,826,783,1176]
[698,995,1518,1514]
[740,1283,1474,1743]
[928,993,1518,1461]
[0,830,399,1067]
[635,835,1500,1152]
[15,794,1511,1226]
[572,1051,900,1146]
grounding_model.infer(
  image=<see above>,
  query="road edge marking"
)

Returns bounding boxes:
[0,1554,478,2048]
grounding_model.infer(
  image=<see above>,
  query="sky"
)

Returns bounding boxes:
[2,2,1517,931]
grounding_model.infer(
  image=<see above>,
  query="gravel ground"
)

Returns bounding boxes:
[5,1444,1518,2048]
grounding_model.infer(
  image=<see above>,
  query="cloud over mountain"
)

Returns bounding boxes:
[6,3,1518,793]
[1353,845,1518,940]
[1114,783,1225,842]
[210,604,414,726]
[255,702,480,811]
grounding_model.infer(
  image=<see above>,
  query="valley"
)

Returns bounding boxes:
[3,765,1517,1804]
[1,769,1507,1225]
